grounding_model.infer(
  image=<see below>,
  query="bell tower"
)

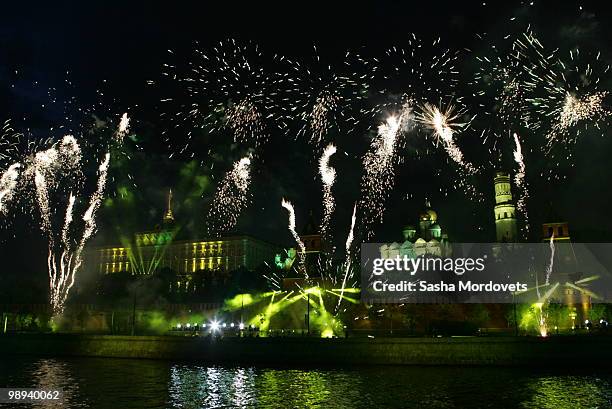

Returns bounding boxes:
[493,171,518,242]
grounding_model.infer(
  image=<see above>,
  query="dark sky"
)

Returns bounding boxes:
[1,0,611,298]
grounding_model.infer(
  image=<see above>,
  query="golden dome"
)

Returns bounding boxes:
[419,200,437,222]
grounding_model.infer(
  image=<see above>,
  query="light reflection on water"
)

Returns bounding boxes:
[0,356,610,409]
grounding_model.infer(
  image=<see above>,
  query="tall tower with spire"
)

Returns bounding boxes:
[163,189,175,226]
[493,171,518,242]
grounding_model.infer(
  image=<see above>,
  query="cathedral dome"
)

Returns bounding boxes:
[419,199,437,222]
[419,208,437,222]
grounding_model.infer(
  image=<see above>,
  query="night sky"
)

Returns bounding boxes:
[1,0,611,301]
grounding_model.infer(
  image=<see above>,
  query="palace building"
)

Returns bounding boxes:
[89,191,280,282]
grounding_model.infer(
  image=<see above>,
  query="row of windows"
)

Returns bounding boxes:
[496,211,515,220]
[101,262,130,273]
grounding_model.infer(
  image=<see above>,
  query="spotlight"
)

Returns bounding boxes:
[239,323,245,330]
[210,321,220,332]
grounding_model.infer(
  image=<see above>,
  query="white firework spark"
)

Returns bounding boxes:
[61,193,76,245]
[318,143,337,239]
[1,119,21,167]
[225,98,265,144]
[281,198,306,278]
[304,91,340,145]
[513,132,529,237]
[114,112,131,144]
[207,154,252,237]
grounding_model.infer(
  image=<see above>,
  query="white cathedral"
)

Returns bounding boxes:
[379,200,451,259]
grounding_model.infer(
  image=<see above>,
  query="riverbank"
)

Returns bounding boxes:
[2,334,612,366]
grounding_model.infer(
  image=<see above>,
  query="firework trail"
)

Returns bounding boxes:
[47,153,111,314]
[61,193,76,245]
[545,233,555,286]
[513,132,529,237]
[20,115,127,315]
[534,234,556,338]
[207,154,252,237]
[360,103,415,238]
[0,163,21,215]
[281,198,306,278]
[335,203,357,313]
[26,137,81,313]
[114,113,131,144]
[318,143,337,239]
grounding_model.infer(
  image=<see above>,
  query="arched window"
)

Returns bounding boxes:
[504,212,507,218]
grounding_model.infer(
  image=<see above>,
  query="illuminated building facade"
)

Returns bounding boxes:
[89,190,280,288]
[93,234,279,276]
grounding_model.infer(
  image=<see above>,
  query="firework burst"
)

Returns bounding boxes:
[417,102,477,174]
[357,37,461,128]
[159,39,290,153]
[288,46,368,146]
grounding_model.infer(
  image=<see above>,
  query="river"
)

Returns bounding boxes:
[0,356,610,408]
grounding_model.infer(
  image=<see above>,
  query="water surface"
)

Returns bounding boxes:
[0,356,610,408]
